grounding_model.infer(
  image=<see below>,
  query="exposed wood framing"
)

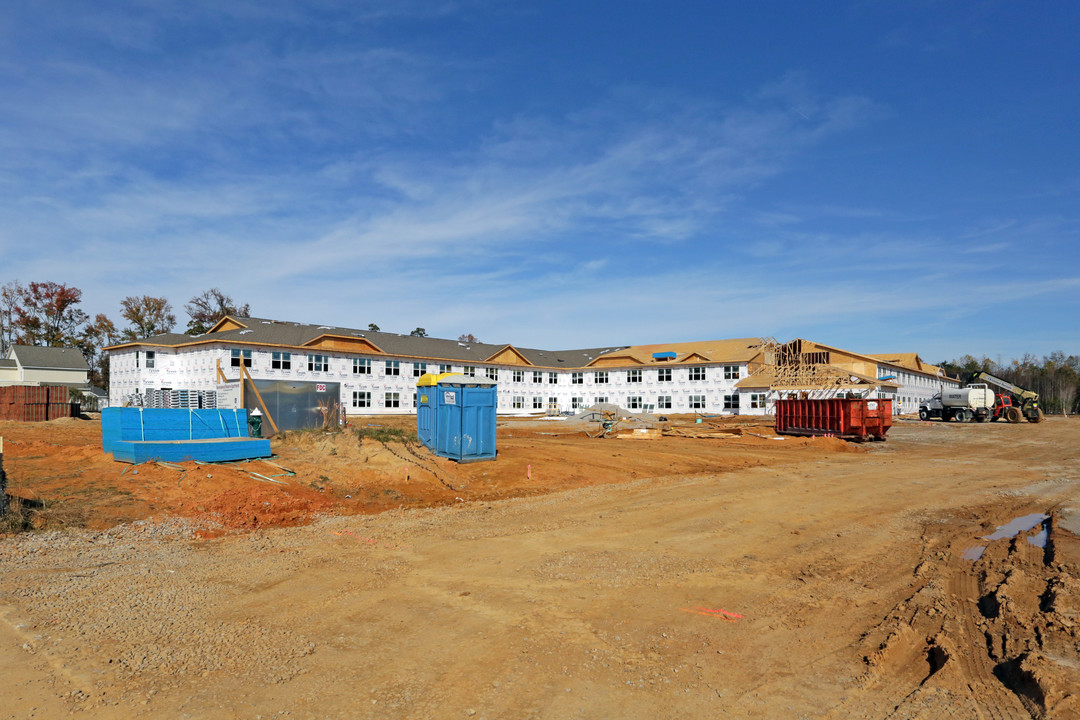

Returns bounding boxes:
[749,337,857,394]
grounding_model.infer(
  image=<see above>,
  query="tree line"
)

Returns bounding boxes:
[0,280,469,391]
[940,353,1080,416]
[0,282,249,389]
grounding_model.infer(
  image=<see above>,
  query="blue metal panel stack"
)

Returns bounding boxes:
[101,408,271,464]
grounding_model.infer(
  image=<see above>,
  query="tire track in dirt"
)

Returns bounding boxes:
[837,501,1080,720]
[945,569,1030,720]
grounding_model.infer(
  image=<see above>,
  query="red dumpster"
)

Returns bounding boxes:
[775,398,892,442]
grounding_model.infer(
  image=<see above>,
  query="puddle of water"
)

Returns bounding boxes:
[982,513,1049,541]
[962,546,986,561]
[963,512,1050,561]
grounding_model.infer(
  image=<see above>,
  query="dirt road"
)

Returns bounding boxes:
[2,418,1079,719]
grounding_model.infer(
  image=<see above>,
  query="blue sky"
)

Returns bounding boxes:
[1,1,1077,363]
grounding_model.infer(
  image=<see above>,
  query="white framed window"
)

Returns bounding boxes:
[272,352,291,370]
[145,351,156,369]
[231,349,252,368]
[533,396,543,409]
[439,364,452,374]
[595,396,608,404]
[532,371,543,384]
[548,372,558,384]
[657,368,672,382]
[571,372,584,384]
[571,396,583,410]
[750,393,766,409]
[723,394,739,410]
[657,395,672,410]
[594,371,609,384]
[627,369,642,383]
[548,396,558,408]
[352,391,371,408]
[463,366,476,377]
[384,392,400,408]
[307,354,328,372]
[385,360,400,376]
[724,365,739,380]
[689,367,706,382]
[513,370,525,383]
[413,362,427,377]
[352,358,370,374]
[512,396,524,409]
[689,394,706,409]
[486,367,498,381]
[412,392,418,408]
[628,396,642,409]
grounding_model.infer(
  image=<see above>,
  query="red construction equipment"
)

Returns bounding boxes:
[775,398,892,442]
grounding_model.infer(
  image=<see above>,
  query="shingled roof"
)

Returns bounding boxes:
[868,353,945,377]
[584,338,764,366]
[105,317,629,370]
[9,345,90,371]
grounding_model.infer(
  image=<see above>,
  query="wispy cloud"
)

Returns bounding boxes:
[2,2,1077,362]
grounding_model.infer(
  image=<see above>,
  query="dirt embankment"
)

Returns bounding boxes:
[0,414,845,533]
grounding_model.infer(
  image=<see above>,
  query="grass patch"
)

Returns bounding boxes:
[1,494,87,533]
[1,495,33,533]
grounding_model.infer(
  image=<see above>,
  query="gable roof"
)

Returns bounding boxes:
[585,338,763,367]
[104,316,625,369]
[100,315,946,379]
[868,352,946,377]
[9,345,90,371]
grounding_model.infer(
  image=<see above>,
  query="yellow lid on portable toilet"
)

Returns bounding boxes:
[417,372,460,387]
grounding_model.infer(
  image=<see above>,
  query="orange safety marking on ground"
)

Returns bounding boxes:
[332,530,407,550]
[695,606,744,619]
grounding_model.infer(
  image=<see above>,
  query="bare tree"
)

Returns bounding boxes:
[0,280,22,355]
[79,314,118,389]
[184,288,251,335]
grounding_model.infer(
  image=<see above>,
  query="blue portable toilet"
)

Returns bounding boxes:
[416,373,497,462]
[416,373,441,451]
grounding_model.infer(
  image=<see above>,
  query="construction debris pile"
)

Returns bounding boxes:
[568,403,774,441]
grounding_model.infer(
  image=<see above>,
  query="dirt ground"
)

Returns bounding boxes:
[1,415,1079,719]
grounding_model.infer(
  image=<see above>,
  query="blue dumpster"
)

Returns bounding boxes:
[416,373,497,462]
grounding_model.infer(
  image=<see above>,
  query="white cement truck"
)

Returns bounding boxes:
[919,384,995,423]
